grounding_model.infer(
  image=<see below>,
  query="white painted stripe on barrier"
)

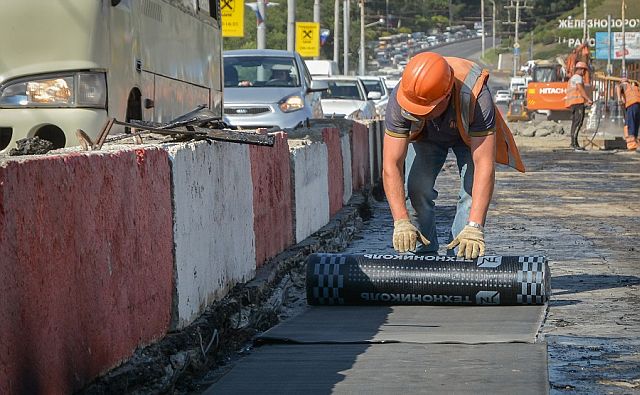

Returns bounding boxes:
[290,141,330,243]
[167,140,256,329]
[341,133,353,204]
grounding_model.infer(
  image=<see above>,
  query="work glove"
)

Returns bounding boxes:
[447,225,485,260]
[393,219,430,253]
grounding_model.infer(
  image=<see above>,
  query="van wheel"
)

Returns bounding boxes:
[125,88,142,134]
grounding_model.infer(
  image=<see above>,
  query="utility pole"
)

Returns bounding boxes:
[607,14,612,75]
[481,0,485,58]
[343,0,350,75]
[334,0,340,64]
[504,0,532,77]
[258,0,267,49]
[583,0,588,41]
[287,0,295,52]
[489,0,496,50]
[314,0,321,59]
[359,0,365,75]
[622,0,626,74]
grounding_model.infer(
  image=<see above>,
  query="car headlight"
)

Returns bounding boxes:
[0,72,107,108]
[279,95,304,113]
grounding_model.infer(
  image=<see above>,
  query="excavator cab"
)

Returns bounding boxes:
[531,62,564,83]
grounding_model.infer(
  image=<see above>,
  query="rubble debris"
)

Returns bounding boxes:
[8,137,54,156]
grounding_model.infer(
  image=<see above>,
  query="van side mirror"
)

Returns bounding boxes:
[367,91,382,100]
[308,80,329,92]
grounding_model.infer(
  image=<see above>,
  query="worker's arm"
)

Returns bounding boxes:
[577,83,593,105]
[382,134,410,221]
[447,85,496,259]
[382,89,430,253]
[468,133,496,225]
[617,84,625,105]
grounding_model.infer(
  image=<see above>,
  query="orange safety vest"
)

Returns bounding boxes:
[620,82,640,108]
[407,58,525,173]
[565,75,586,107]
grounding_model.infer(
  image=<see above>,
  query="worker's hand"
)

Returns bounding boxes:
[393,219,430,253]
[447,225,485,260]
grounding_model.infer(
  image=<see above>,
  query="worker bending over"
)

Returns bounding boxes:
[382,52,525,260]
[565,62,592,151]
[617,76,640,151]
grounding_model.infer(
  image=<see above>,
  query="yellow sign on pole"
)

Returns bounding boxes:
[220,0,244,37]
[296,22,320,58]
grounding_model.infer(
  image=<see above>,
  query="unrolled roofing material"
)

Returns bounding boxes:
[256,304,546,344]
[306,253,550,306]
[205,343,549,395]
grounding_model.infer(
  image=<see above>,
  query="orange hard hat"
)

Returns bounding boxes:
[575,61,588,70]
[397,52,454,116]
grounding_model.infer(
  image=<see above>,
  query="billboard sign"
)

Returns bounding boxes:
[221,0,244,37]
[595,32,640,60]
[296,22,320,58]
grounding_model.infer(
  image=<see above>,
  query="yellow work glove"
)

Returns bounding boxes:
[393,219,430,253]
[447,225,485,259]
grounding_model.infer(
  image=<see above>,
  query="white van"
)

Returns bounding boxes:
[509,77,527,93]
[305,60,339,77]
[0,0,223,152]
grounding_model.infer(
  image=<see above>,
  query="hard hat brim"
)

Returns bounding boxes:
[396,70,455,116]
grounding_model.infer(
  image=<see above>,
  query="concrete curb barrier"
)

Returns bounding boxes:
[0,148,174,394]
[167,140,256,329]
[0,118,377,392]
[249,132,294,267]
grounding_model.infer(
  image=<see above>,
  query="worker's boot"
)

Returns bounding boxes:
[571,132,584,151]
[626,136,638,151]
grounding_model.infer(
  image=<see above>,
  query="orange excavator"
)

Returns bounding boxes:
[526,44,591,120]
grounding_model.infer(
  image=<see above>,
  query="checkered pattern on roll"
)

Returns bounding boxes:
[312,255,346,305]
[516,256,548,304]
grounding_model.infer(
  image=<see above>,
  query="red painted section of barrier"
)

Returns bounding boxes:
[0,149,174,394]
[322,127,344,216]
[351,122,370,191]
[249,132,294,267]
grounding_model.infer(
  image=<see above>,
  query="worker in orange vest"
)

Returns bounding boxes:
[383,52,524,260]
[565,61,593,151]
[617,76,640,151]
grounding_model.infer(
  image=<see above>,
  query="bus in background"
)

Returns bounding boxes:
[0,0,223,152]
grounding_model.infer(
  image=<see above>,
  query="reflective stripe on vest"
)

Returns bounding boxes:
[621,83,640,108]
[565,79,585,106]
[458,63,485,135]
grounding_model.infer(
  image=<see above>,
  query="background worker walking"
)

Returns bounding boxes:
[382,52,524,260]
[617,76,640,151]
[565,61,593,151]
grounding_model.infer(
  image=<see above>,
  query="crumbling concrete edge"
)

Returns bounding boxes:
[79,191,371,395]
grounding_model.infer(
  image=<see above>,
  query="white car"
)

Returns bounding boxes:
[494,90,511,105]
[358,76,390,117]
[314,76,378,121]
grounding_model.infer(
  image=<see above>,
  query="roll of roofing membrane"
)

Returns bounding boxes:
[306,253,550,306]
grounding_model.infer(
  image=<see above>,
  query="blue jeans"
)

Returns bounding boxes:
[406,140,474,254]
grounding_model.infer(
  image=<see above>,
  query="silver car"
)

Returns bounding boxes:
[223,49,328,130]
[314,76,378,121]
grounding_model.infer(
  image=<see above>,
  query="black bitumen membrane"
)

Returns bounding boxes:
[205,304,548,394]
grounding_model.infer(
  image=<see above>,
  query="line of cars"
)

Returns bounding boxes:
[222,50,390,130]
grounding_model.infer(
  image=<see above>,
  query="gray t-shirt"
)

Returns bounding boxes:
[385,84,496,146]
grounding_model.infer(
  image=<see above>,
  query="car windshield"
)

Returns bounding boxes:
[321,81,364,100]
[223,56,300,88]
[361,80,385,95]
[497,90,510,95]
